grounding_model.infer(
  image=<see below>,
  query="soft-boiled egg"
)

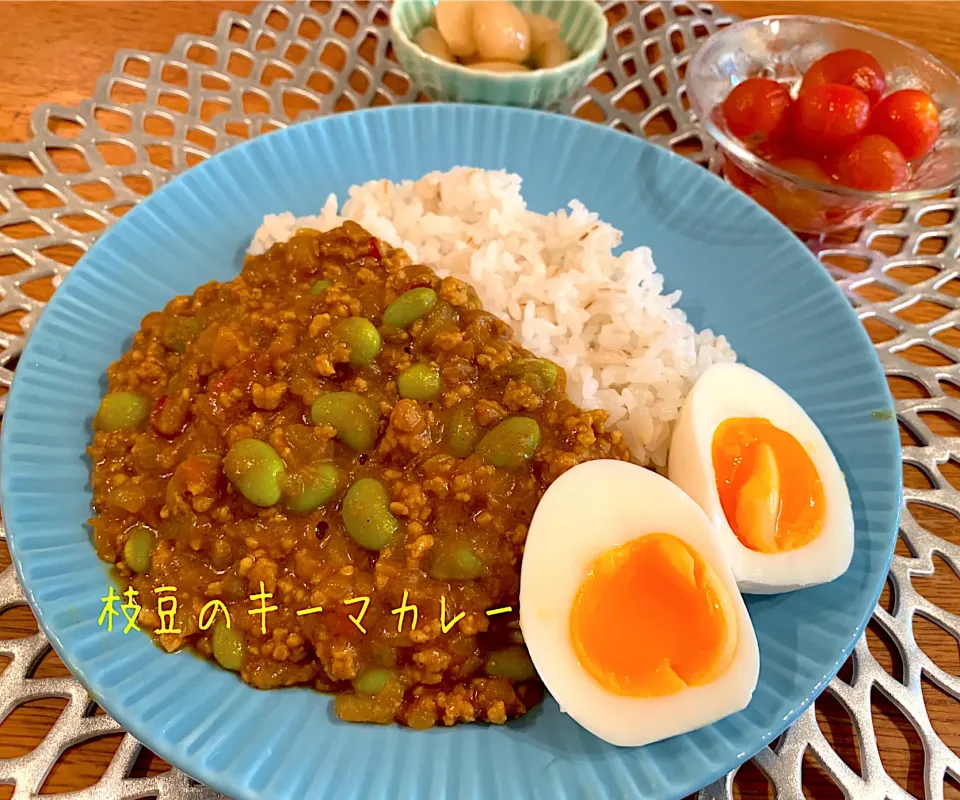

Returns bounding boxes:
[668,363,854,594]
[520,460,759,747]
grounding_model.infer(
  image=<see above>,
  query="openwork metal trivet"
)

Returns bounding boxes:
[0,2,957,798]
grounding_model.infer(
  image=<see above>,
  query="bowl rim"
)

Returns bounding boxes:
[687,14,960,203]
[388,0,608,81]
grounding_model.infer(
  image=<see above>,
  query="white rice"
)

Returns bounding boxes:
[248,167,735,467]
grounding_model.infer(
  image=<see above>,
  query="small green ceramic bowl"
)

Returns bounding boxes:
[390,0,608,108]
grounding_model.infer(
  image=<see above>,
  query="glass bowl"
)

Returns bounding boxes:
[687,16,960,235]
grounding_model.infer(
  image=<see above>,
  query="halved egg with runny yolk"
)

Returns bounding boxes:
[713,417,825,554]
[669,363,854,594]
[521,460,759,747]
[570,532,737,698]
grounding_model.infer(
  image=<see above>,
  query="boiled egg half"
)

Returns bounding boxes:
[668,363,854,594]
[520,460,759,747]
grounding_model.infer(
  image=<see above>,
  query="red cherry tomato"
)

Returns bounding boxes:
[868,89,940,161]
[721,78,793,145]
[770,156,833,185]
[792,83,871,154]
[800,49,886,105]
[723,157,757,192]
[834,134,909,191]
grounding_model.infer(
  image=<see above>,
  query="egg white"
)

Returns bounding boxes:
[520,459,760,748]
[667,362,854,594]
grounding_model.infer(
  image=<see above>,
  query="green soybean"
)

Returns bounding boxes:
[397,363,442,401]
[223,439,286,507]
[311,279,332,294]
[383,288,438,329]
[282,463,340,514]
[429,545,484,580]
[485,647,536,681]
[510,358,558,395]
[352,667,393,695]
[211,621,244,672]
[342,478,398,551]
[310,392,379,452]
[477,417,541,468]
[447,406,480,457]
[95,391,149,432]
[331,317,382,367]
[123,525,156,574]
[160,316,205,355]
[419,300,458,343]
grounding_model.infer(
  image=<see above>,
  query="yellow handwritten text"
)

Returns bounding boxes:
[391,590,418,634]
[439,596,465,634]
[99,588,516,638]
[247,581,278,635]
[343,596,370,634]
[121,587,141,634]
[199,599,231,631]
[155,586,181,634]
[98,586,121,632]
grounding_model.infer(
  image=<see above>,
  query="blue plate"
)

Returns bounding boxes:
[0,105,900,800]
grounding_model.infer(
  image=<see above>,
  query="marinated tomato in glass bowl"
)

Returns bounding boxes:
[688,17,960,235]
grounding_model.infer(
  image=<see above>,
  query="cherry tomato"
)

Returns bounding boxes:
[753,137,827,165]
[721,77,793,145]
[868,89,940,161]
[791,83,871,154]
[800,49,886,105]
[834,134,909,191]
[770,156,833,185]
[722,155,763,195]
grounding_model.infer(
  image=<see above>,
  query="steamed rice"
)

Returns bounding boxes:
[248,168,735,467]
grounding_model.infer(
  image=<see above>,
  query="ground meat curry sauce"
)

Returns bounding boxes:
[88,221,632,728]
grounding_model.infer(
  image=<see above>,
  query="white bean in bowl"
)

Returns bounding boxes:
[472,0,530,64]
[534,37,570,70]
[523,12,560,50]
[435,1,477,58]
[414,27,455,62]
[467,61,531,73]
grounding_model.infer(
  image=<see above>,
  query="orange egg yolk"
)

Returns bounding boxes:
[712,417,825,554]
[569,533,735,697]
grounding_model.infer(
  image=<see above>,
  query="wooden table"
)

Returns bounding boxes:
[0,2,957,798]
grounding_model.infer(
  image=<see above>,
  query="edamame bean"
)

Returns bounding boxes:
[310,392,379,452]
[160,316,205,354]
[477,417,541,468]
[485,647,536,681]
[123,525,156,574]
[352,667,393,695]
[342,478,399,550]
[223,439,285,507]
[419,300,458,343]
[429,545,484,580]
[211,620,244,672]
[95,391,149,432]
[382,288,438,329]
[447,406,480,457]
[510,358,558,394]
[311,279,332,294]
[282,463,340,515]
[397,363,442,400]
[331,317,382,367]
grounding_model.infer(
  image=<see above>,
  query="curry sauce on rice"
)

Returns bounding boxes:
[252,167,736,467]
[89,167,733,728]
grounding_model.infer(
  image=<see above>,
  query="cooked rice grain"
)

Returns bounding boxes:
[249,168,735,466]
